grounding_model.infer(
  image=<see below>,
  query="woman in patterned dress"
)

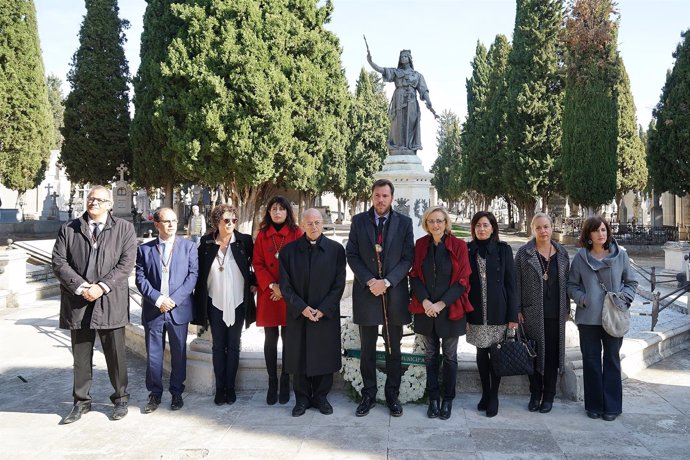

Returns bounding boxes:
[515,213,570,414]
[466,211,519,417]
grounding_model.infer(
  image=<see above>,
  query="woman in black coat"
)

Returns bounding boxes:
[515,213,570,414]
[466,211,519,417]
[193,204,256,405]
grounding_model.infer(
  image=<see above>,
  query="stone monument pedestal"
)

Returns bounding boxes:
[664,241,690,272]
[374,154,433,240]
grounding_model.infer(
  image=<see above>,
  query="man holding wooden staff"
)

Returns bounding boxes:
[346,179,414,417]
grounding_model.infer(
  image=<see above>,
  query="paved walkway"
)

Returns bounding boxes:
[2,297,690,459]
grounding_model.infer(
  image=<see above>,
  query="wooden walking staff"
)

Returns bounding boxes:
[374,243,392,354]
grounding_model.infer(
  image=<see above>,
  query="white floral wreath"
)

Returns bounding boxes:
[341,319,427,403]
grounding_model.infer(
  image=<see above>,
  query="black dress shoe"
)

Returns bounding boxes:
[214,391,226,406]
[427,399,440,419]
[355,395,376,417]
[586,410,601,419]
[279,374,291,404]
[388,399,403,417]
[486,396,499,418]
[171,394,184,411]
[62,403,91,424]
[439,400,452,420]
[226,389,237,405]
[112,402,128,421]
[539,401,553,414]
[144,395,161,414]
[602,413,617,421]
[528,396,540,412]
[317,398,333,415]
[267,378,278,405]
[292,403,309,417]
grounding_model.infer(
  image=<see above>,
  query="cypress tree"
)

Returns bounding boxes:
[431,110,463,204]
[346,69,389,204]
[131,0,182,204]
[648,29,690,196]
[0,0,53,193]
[459,41,489,197]
[46,74,65,150]
[61,0,131,185]
[614,56,647,203]
[502,0,564,228]
[561,0,619,211]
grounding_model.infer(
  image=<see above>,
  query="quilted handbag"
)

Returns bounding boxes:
[490,324,537,377]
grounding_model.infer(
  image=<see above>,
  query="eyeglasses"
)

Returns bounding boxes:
[87,197,111,204]
[222,217,238,225]
[426,219,446,225]
[157,219,178,225]
[305,221,322,228]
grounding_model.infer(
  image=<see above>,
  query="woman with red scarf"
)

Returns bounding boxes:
[409,206,472,420]
[253,196,303,405]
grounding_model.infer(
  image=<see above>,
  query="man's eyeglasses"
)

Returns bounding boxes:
[157,219,178,225]
[87,197,111,205]
[426,219,445,225]
[222,217,238,225]
[305,220,322,228]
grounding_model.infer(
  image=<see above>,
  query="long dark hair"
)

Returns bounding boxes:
[259,195,298,232]
[470,211,499,242]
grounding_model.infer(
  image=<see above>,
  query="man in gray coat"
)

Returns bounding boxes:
[52,185,137,424]
[346,179,414,417]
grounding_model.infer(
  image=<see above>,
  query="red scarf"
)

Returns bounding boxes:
[408,233,473,320]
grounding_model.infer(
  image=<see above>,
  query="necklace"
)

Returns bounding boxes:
[156,240,174,273]
[215,238,230,272]
[536,244,553,281]
[271,234,285,259]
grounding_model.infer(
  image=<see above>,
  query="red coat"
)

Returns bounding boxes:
[408,233,474,320]
[253,224,304,326]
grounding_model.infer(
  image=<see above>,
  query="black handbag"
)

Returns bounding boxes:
[490,324,537,377]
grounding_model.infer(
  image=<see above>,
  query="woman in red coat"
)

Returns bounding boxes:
[253,196,303,405]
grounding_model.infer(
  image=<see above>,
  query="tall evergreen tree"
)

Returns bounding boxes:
[614,56,647,204]
[561,0,619,211]
[61,0,132,185]
[502,0,564,228]
[345,69,389,204]
[131,0,183,205]
[0,0,53,193]
[431,110,463,204]
[459,41,489,196]
[46,74,65,150]
[648,29,690,196]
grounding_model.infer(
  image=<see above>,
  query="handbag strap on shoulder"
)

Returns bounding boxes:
[594,269,609,293]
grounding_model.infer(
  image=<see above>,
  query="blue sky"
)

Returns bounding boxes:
[35,0,690,170]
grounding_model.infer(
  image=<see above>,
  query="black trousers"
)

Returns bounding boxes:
[422,331,459,401]
[70,327,129,405]
[208,302,245,393]
[293,373,333,406]
[359,324,402,402]
[528,318,560,403]
[578,324,623,416]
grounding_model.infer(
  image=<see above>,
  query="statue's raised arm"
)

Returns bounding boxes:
[365,48,438,155]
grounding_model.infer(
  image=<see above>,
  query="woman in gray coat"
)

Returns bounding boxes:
[567,216,638,422]
[515,213,570,414]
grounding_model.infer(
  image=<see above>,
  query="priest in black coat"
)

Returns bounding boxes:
[279,208,346,417]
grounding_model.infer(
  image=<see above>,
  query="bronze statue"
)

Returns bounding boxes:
[366,39,438,155]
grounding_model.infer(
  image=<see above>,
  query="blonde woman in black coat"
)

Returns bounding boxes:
[515,213,570,414]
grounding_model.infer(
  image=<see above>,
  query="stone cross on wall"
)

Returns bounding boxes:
[116,163,128,182]
[44,183,54,195]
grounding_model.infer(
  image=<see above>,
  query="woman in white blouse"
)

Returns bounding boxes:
[193,205,256,405]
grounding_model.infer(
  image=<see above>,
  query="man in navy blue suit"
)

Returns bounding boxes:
[135,207,198,413]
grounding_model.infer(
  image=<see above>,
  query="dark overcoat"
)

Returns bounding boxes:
[192,230,256,329]
[466,239,519,325]
[279,235,346,376]
[514,239,570,374]
[135,237,199,325]
[346,208,414,326]
[52,212,137,330]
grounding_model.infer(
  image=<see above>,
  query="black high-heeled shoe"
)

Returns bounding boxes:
[486,396,499,417]
[266,378,278,405]
[477,394,489,411]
